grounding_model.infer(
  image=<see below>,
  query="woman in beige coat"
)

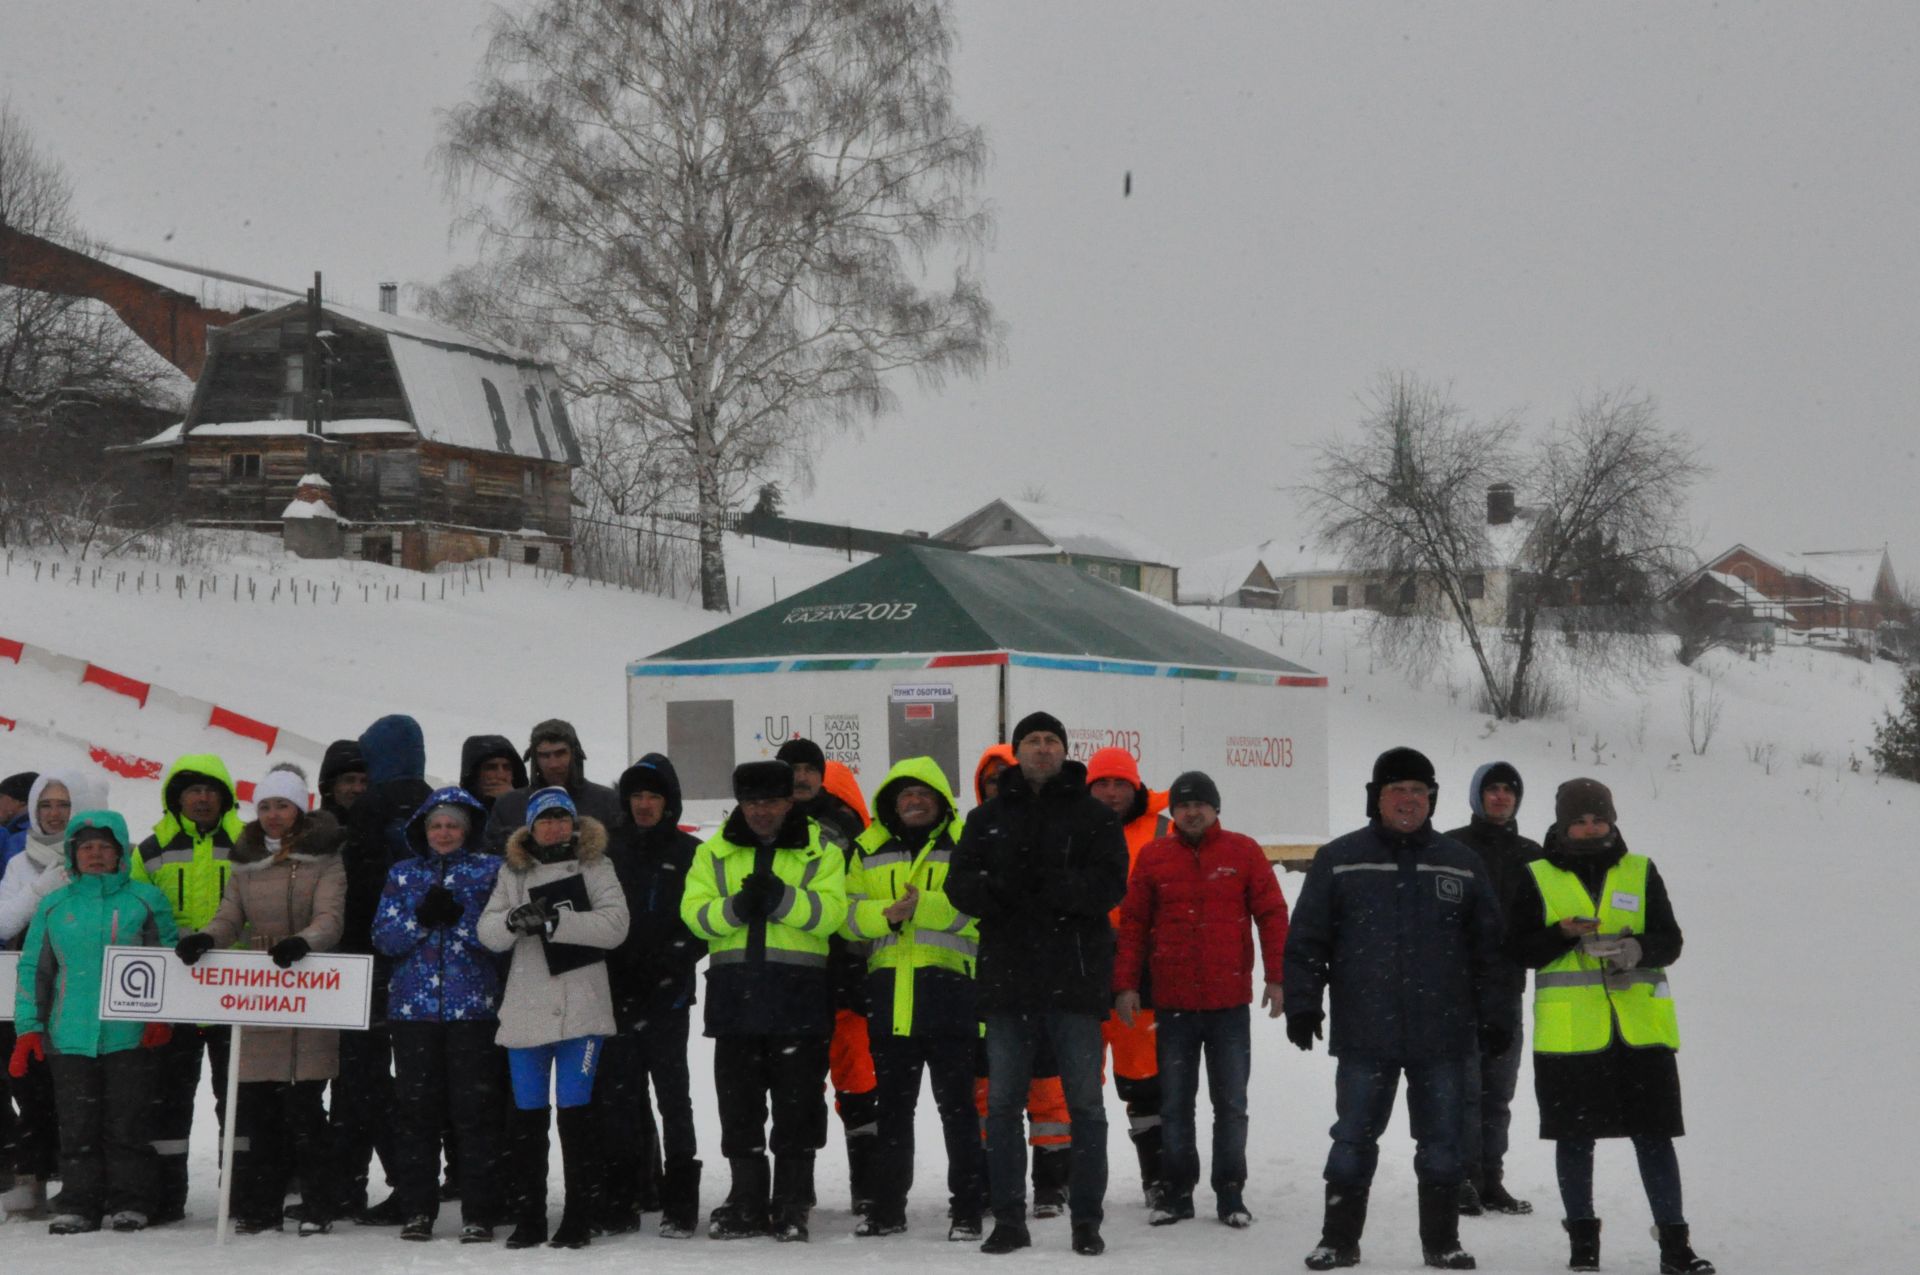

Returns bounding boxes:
[478,787,627,1250]
[176,765,346,1236]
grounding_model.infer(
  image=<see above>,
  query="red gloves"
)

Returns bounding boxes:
[8,1031,46,1077]
[140,1022,173,1050]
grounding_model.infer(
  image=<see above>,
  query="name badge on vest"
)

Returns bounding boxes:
[1610,891,1640,913]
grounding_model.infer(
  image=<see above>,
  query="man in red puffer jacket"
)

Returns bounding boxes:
[1113,771,1288,1230]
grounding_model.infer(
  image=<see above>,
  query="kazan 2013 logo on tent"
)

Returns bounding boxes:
[105,951,165,1016]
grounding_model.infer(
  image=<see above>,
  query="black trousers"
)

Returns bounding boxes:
[150,1022,229,1217]
[390,1021,504,1224]
[713,1035,830,1160]
[50,1051,156,1221]
[2,1022,60,1179]
[328,1024,396,1210]
[600,1010,697,1166]
[872,1032,987,1219]
[232,1079,332,1223]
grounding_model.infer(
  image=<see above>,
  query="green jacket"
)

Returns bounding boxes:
[841,756,979,1037]
[131,753,243,932]
[16,811,179,1057]
[682,805,846,1038]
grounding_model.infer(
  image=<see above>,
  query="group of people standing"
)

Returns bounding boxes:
[0,710,1711,1273]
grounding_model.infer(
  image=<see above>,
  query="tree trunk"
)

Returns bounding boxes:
[694,404,729,613]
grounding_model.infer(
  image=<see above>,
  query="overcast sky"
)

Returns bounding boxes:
[5,1,1916,582]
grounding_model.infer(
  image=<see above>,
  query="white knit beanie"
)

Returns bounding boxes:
[253,768,309,812]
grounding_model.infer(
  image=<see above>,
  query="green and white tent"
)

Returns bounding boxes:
[629,546,1327,844]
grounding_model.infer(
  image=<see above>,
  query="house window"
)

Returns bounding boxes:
[362,533,393,565]
[229,453,262,479]
[522,468,535,496]
[1398,579,1415,605]
[1331,584,1349,608]
[1464,573,1485,600]
[1001,517,1014,531]
[523,546,541,565]
[446,458,471,486]
[1364,582,1384,607]
[282,355,304,393]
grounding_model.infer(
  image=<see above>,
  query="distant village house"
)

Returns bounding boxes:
[936,497,1179,602]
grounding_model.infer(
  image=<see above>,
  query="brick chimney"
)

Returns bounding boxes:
[1487,483,1516,526]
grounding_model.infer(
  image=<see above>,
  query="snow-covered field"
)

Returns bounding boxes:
[4,538,1916,1271]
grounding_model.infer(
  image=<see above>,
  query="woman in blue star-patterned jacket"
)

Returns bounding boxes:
[371,785,505,1242]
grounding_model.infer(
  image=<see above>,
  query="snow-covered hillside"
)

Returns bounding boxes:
[3,541,1915,1272]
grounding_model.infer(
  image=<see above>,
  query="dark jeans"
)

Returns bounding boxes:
[1324,1054,1469,1188]
[1,1021,59,1179]
[50,1051,156,1220]
[1462,999,1525,1186]
[329,1024,396,1210]
[150,1022,229,1217]
[984,1011,1107,1225]
[1556,1135,1685,1226]
[713,1034,830,1160]
[871,1032,987,1220]
[1157,1006,1252,1195]
[600,1010,696,1165]
[232,1079,332,1223]
[390,1021,504,1224]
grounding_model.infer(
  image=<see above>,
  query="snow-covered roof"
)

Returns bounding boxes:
[281,498,339,521]
[1703,571,1791,618]
[1179,539,1284,603]
[384,336,575,461]
[997,499,1174,565]
[1792,549,1891,602]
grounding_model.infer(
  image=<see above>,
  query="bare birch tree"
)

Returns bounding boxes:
[427,0,1000,610]
[1308,373,1703,720]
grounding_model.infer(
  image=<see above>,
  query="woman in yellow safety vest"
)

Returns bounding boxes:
[1504,778,1713,1275]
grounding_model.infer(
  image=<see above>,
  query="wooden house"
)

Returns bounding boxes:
[116,296,577,571]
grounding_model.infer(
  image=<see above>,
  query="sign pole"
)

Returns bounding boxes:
[215,1024,243,1246]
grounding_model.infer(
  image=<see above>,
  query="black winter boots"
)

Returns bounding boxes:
[771,1153,814,1242]
[504,1106,551,1249]
[1304,1182,1368,1270]
[845,1130,878,1217]
[1417,1181,1477,1269]
[1032,1145,1070,1219]
[548,1105,600,1248]
[1657,1223,1716,1273]
[709,1154,770,1239]
[1479,1175,1533,1215]
[658,1156,701,1239]
[1132,1123,1166,1209]
[1565,1217,1601,1271]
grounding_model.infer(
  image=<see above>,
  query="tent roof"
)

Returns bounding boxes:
[646,546,1317,674]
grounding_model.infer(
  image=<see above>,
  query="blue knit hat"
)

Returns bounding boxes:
[525,786,577,826]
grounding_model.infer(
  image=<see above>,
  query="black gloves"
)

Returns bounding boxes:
[506,900,553,936]
[416,885,463,929]
[1478,1020,1515,1059]
[269,936,311,968]
[175,932,217,966]
[1286,1012,1324,1052]
[733,871,783,922]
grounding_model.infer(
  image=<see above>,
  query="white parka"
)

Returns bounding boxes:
[478,817,629,1048]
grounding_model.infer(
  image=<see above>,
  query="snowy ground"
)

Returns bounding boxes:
[4,541,1917,1271]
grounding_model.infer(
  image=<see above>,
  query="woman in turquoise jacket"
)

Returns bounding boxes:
[10,811,177,1234]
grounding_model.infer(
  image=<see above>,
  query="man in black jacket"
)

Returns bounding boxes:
[1443,761,1540,1218]
[600,753,704,1239]
[482,719,620,850]
[318,739,369,823]
[948,712,1129,1258]
[1284,747,1506,1272]
[334,713,433,1223]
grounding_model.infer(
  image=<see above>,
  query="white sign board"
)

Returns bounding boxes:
[0,951,16,1021]
[96,947,373,1030]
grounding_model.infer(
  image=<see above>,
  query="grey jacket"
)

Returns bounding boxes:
[478,817,629,1048]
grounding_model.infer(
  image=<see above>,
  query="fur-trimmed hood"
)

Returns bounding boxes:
[503,815,608,872]
[231,808,346,869]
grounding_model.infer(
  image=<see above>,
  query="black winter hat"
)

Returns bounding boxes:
[1011,711,1067,750]
[1554,777,1617,829]
[1365,746,1437,819]
[1,771,39,803]
[775,737,827,773]
[619,755,676,802]
[1167,770,1222,812]
[733,759,795,802]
